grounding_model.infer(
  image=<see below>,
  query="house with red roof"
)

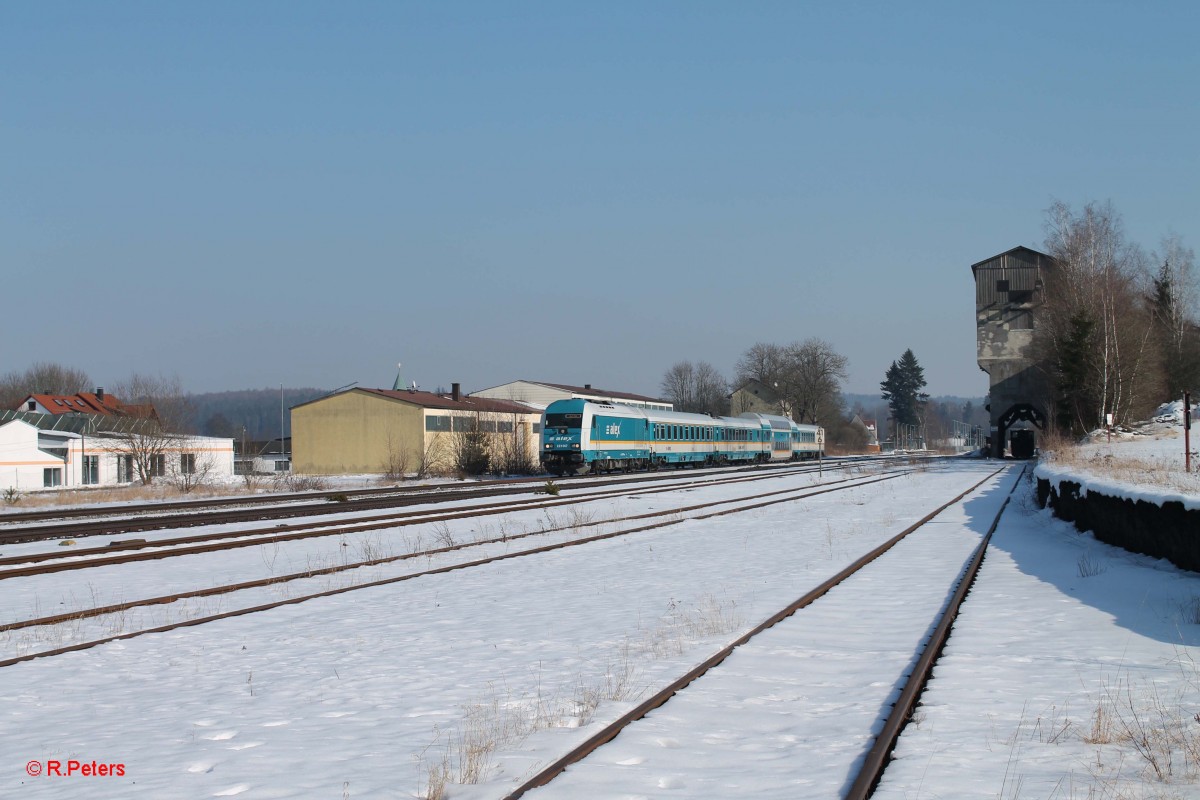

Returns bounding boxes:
[16,388,157,420]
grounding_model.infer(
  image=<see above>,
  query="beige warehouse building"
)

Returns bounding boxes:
[292,386,541,476]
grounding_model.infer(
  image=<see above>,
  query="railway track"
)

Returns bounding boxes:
[0,464,917,668]
[0,454,913,543]
[0,459,886,578]
[497,465,1023,799]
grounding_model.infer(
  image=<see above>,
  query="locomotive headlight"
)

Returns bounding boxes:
[572,443,580,449]
[544,443,551,449]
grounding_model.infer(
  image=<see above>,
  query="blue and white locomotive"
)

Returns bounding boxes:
[540,398,824,475]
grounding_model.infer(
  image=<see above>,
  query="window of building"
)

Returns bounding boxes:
[532,423,542,433]
[43,468,62,487]
[275,460,290,472]
[996,279,1010,292]
[149,454,165,478]
[180,453,196,475]
[497,421,514,433]
[27,401,35,412]
[425,415,451,432]
[116,455,134,482]
[82,455,99,485]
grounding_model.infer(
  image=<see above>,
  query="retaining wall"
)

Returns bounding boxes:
[1036,475,1200,572]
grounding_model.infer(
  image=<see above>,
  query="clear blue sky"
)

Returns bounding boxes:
[4,2,1197,400]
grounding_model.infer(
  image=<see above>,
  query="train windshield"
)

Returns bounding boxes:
[545,412,583,429]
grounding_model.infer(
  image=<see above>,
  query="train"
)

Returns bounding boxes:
[540,398,825,475]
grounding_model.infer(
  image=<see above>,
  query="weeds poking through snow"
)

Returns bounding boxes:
[1041,445,1200,497]
[412,592,742,796]
[1078,550,1108,578]
[430,521,456,549]
[1179,596,1200,626]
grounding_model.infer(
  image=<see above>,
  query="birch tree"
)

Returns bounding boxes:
[1040,201,1155,431]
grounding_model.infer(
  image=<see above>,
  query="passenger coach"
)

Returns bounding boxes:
[541,399,823,475]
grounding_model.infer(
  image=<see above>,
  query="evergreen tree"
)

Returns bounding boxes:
[1151,259,1200,400]
[880,349,929,427]
[1055,310,1097,433]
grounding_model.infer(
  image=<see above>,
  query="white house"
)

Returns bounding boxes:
[0,419,69,491]
[0,419,235,492]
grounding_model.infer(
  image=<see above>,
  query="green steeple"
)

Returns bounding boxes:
[392,363,403,391]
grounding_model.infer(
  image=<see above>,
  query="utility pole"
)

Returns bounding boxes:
[1186,391,1192,474]
[280,383,286,460]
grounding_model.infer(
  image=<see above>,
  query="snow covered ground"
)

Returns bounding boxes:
[1038,400,1200,509]
[4,448,1199,799]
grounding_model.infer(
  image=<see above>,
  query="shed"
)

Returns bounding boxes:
[291,386,542,476]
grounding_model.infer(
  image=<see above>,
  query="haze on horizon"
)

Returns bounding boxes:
[3,3,1197,400]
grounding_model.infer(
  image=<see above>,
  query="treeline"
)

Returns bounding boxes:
[660,339,911,449]
[1037,201,1199,434]
[189,388,328,440]
[0,363,325,441]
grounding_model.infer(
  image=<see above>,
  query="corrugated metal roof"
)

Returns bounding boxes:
[352,388,538,415]
[532,381,668,404]
[972,246,1054,308]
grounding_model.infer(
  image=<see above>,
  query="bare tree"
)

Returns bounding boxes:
[108,373,193,485]
[733,339,849,424]
[734,343,787,388]
[661,361,728,415]
[381,427,413,481]
[0,362,92,408]
[1040,200,1156,431]
[417,433,449,479]
[169,449,216,494]
[785,338,848,424]
[490,411,539,475]
[661,362,697,411]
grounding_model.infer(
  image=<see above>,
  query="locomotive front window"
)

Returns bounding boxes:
[546,413,582,429]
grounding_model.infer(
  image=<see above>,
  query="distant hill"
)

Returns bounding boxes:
[188,388,328,439]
